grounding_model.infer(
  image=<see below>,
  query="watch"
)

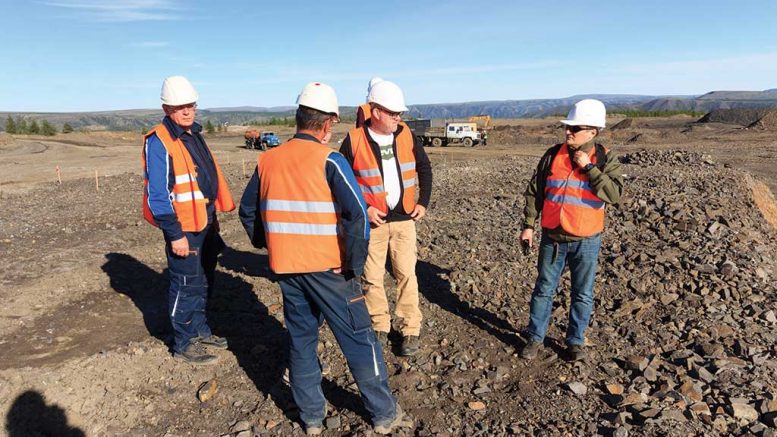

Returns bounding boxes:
[583,163,595,173]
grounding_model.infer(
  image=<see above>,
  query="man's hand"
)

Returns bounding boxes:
[410,204,427,221]
[171,236,190,257]
[367,206,387,226]
[519,228,534,248]
[573,150,592,168]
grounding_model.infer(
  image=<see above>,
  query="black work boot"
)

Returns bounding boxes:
[520,340,542,360]
[566,344,586,361]
[375,331,389,349]
[399,335,420,356]
[194,334,228,349]
[174,343,218,365]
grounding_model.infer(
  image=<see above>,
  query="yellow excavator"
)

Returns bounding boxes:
[468,115,492,145]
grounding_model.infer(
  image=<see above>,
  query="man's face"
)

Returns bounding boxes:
[564,125,597,148]
[370,105,402,135]
[164,103,197,130]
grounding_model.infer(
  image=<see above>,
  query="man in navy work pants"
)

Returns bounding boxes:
[142,75,235,365]
[239,82,412,435]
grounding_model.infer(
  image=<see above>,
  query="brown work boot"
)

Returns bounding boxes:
[374,404,413,434]
[174,343,218,365]
[520,340,542,360]
[399,335,420,356]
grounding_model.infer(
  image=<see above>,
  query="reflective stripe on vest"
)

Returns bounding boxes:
[540,143,606,237]
[348,124,417,214]
[258,138,344,274]
[142,123,235,232]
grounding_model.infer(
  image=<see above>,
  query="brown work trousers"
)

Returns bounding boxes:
[362,219,422,336]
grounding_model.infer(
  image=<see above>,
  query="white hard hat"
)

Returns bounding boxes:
[296,82,339,116]
[367,80,408,112]
[366,77,384,100]
[560,99,606,128]
[161,75,199,106]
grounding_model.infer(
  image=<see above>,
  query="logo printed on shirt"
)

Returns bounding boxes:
[379,144,394,161]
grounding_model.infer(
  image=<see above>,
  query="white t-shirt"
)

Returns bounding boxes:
[367,128,400,209]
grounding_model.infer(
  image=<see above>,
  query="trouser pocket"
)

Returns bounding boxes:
[346,279,372,333]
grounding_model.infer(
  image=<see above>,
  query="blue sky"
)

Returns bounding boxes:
[2,0,777,112]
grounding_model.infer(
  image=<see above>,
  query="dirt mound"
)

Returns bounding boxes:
[747,110,777,129]
[610,118,634,130]
[697,108,771,126]
[0,133,11,145]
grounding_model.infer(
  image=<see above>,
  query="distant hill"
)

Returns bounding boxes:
[2,89,777,131]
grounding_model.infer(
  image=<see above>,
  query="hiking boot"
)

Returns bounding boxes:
[174,343,218,365]
[399,335,420,356]
[375,331,389,349]
[305,423,323,436]
[374,404,414,434]
[520,340,542,360]
[566,344,586,362]
[194,334,228,349]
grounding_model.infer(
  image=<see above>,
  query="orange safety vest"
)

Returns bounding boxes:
[348,125,417,214]
[355,103,371,128]
[258,138,344,274]
[541,143,607,237]
[142,123,235,232]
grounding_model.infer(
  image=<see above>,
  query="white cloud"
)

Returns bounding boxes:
[43,0,182,22]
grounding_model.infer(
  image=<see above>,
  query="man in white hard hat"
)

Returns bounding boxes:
[356,77,383,128]
[518,99,623,361]
[339,80,432,356]
[142,75,235,365]
[239,82,412,435]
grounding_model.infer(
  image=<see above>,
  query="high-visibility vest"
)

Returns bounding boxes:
[355,103,371,128]
[142,123,235,232]
[258,138,343,274]
[348,126,417,214]
[541,143,607,237]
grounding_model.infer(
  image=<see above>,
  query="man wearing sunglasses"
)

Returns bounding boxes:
[518,99,623,362]
[339,80,432,357]
[142,76,235,365]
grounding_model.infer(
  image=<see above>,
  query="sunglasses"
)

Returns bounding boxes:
[378,106,403,119]
[565,125,596,133]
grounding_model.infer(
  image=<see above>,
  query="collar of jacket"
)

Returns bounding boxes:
[567,138,595,154]
[163,116,202,140]
[292,132,321,143]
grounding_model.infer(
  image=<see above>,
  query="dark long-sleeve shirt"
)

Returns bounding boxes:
[143,116,219,240]
[339,122,432,221]
[239,133,370,276]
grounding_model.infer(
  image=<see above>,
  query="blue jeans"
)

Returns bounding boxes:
[165,225,222,353]
[526,232,601,346]
[279,271,396,428]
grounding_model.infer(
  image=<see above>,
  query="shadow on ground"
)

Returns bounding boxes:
[104,248,370,424]
[5,390,85,437]
[416,260,524,350]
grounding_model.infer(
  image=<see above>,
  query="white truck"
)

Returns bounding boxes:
[404,119,482,147]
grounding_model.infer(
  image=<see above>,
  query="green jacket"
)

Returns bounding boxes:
[523,141,624,242]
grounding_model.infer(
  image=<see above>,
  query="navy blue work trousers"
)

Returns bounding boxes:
[279,271,397,428]
[165,224,223,353]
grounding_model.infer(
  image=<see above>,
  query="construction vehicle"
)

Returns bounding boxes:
[244,130,281,150]
[405,119,481,147]
[468,115,492,146]
[244,129,262,149]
